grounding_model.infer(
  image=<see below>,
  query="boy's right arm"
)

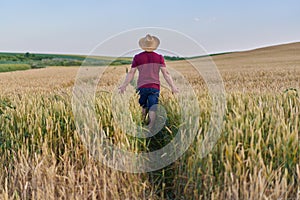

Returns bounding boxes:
[118,68,137,93]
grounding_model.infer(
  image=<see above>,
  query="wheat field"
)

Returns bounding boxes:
[0,42,299,199]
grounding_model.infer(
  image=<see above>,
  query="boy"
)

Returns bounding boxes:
[119,34,179,130]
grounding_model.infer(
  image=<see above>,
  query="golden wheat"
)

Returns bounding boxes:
[0,43,299,199]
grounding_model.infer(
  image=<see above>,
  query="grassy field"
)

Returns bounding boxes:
[0,42,299,199]
[0,52,132,71]
[0,64,31,73]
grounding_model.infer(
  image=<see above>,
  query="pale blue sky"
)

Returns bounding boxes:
[0,0,299,56]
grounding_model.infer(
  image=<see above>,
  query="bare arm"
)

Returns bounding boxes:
[118,67,137,93]
[161,67,179,93]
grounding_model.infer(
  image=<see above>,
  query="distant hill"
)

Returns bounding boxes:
[1,41,300,72]
[182,42,300,71]
[0,52,132,72]
[212,42,300,62]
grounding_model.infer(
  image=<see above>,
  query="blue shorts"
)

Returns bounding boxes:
[137,88,160,110]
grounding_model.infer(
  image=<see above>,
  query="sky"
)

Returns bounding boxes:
[0,0,299,56]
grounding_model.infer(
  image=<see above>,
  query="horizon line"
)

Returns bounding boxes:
[0,40,299,58]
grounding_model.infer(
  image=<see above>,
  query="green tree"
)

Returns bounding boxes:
[24,52,30,58]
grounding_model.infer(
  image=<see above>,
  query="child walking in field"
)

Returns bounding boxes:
[119,34,179,131]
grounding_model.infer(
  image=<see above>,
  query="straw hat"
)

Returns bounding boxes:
[139,34,160,52]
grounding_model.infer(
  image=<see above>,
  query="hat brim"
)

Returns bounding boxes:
[139,36,160,52]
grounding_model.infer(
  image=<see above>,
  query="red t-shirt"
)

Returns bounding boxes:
[131,51,166,90]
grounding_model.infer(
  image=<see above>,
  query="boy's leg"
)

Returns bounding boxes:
[142,107,149,124]
[147,89,160,130]
[138,88,150,125]
[148,110,156,129]
[142,107,147,118]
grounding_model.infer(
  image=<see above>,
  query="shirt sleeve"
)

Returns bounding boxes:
[131,55,138,68]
